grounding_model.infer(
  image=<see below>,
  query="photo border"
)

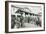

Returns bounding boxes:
[5,1,45,33]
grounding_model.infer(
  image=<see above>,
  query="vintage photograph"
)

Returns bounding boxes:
[11,5,42,29]
[5,1,45,32]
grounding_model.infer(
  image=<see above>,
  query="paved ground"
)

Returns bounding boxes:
[14,22,40,29]
[23,23,40,28]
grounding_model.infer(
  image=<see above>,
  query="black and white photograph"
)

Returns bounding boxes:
[5,1,45,32]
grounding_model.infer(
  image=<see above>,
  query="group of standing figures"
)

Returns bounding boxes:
[11,13,41,29]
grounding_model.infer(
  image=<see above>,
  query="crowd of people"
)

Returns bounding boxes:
[11,13,41,29]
